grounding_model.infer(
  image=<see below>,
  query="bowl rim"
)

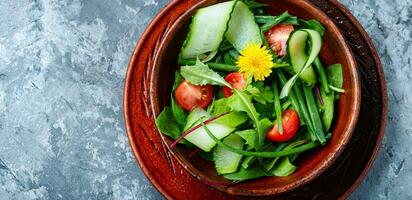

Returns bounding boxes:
[123,0,369,197]
[123,1,183,199]
[329,0,387,198]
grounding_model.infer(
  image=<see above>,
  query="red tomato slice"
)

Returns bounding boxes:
[265,24,294,56]
[266,109,300,142]
[222,72,247,98]
[175,80,213,111]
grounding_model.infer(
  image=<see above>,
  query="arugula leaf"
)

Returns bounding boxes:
[261,135,308,171]
[316,88,334,132]
[255,102,274,119]
[255,83,274,104]
[208,98,231,116]
[172,71,183,91]
[227,91,260,120]
[246,81,274,105]
[171,95,187,127]
[241,156,256,169]
[326,64,343,89]
[259,144,280,171]
[224,165,269,181]
[246,85,260,95]
[170,71,188,127]
[235,129,256,148]
[155,107,182,140]
[180,58,231,87]
[198,151,214,161]
[227,91,264,149]
[272,157,297,176]
[258,118,273,146]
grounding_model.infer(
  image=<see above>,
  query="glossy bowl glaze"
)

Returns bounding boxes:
[130,0,360,196]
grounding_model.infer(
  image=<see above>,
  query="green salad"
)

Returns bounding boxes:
[155,0,345,182]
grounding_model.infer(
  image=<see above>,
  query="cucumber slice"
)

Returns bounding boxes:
[214,134,244,174]
[183,108,247,152]
[280,29,322,98]
[181,0,262,58]
[225,1,262,51]
[184,123,235,152]
[181,1,237,58]
[213,111,248,127]
[288,30,316,85]
[183,108,209,131]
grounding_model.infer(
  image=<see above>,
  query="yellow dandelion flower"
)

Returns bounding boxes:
[236,43,274,81]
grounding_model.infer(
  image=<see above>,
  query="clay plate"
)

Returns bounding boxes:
[123,0,386,199]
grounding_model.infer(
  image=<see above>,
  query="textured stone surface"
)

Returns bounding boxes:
[342,0,412,199]
[0,0,410,199]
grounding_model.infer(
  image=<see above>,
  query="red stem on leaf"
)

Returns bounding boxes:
[189,149,200,158]
[170,112,230,148]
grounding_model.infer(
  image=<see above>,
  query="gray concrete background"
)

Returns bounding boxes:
[0,0,410,199]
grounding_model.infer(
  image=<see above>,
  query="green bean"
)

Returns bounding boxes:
[272,79,283,133]
[208,63,238,72]
[329,85,345,93]
[256,15,298,25]
[223,52,235,65]
[259,12,290,32]
[313,57,330,94]
[302,85,326,144]
[202,123,325,158]
[276,71,304,125]
[281,101,291,111]
[178,58,239,72]
[292,82,318,142]
[273,63,290,68]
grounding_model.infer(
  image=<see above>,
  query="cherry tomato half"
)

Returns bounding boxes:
[175,80,213,111]
[222,72,247,98]
[265,24,294,56]
[266,109,300,142]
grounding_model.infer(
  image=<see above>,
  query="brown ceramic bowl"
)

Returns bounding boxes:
[146,0,359,196]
